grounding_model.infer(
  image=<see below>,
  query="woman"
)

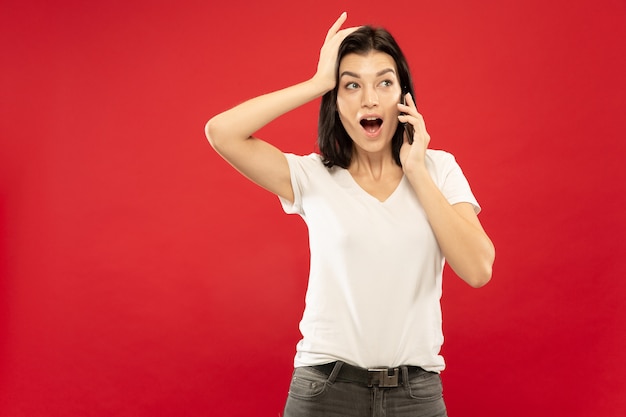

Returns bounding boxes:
[205,12,495,417]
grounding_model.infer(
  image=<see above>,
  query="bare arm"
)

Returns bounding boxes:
[398,94,495,287]
[205,80,328,203]
[205,13,359,203]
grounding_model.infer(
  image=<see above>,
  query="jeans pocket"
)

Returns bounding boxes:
[406,371,443,402]
[288,367,330,400]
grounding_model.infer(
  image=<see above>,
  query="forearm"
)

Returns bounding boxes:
[405,166,495,288]
[206,77,330,149]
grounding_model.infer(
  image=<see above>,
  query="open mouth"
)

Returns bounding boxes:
[359,117,383,134]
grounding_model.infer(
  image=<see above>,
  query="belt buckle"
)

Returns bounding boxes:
[367,367,399,387]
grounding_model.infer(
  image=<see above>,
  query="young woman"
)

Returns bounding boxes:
[205,12,495,417]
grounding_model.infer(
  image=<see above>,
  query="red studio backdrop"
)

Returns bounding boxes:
[1,0,625,416]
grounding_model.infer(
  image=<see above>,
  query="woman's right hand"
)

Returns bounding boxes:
[206,14,360,203]
[312,12,360,91]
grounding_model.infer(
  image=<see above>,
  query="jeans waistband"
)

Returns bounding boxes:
[311,361,429,388]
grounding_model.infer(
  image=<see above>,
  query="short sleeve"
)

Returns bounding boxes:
[278,153,320,215]
[431,151,481,214]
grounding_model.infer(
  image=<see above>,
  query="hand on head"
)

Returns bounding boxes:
[313,12,361,91]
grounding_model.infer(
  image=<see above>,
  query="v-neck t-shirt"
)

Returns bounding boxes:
[279,150,480,372]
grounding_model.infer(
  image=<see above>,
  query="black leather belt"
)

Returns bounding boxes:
[312,361,427,388]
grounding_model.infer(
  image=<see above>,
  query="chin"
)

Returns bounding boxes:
[353,139,392,155]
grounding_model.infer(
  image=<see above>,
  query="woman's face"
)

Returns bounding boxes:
[336,51,402,157]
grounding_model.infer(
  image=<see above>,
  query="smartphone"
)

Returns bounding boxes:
[402,93,415,145]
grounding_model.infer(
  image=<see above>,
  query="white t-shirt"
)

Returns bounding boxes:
[279,150,480,372]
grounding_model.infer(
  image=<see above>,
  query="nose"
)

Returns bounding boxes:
[362,86,379,108]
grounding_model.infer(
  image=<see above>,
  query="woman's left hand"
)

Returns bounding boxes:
[397,93,494,288]
[397,93,430,172]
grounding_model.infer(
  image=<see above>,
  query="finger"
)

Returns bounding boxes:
[326,12,348,41]
[404,92,417,110]
[397,94,417,115]
[337,25,361,39]
[402,114,427,136]
[404,94,429,136]
[397,103,413,115]
[398,112,428,137]
[398,96,426,128]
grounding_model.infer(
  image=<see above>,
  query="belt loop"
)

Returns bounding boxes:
[401,366,409,385]
[328,361,344,383]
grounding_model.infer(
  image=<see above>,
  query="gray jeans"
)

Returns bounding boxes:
[283,362,448,417]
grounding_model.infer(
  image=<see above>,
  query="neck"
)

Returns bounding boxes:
[349,147,399,181]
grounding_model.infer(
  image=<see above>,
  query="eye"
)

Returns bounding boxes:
[345,82,360,90]
[380,79,393,87]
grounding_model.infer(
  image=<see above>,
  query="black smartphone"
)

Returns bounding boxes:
[402,93,415,145]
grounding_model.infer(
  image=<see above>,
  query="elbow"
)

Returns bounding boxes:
[463,246,495,288]
[204,117,230,153]
[204,118,219,150]
[452,262,493,288]
[466,264,492,288]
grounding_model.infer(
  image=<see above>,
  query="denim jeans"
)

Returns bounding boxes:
[282,362,448,417]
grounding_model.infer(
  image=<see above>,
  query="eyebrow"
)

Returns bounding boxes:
[340,68,396,78]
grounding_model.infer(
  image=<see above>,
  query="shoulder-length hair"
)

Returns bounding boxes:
[318,26,416,168]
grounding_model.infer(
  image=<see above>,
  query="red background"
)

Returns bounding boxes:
[2,0,625,415]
